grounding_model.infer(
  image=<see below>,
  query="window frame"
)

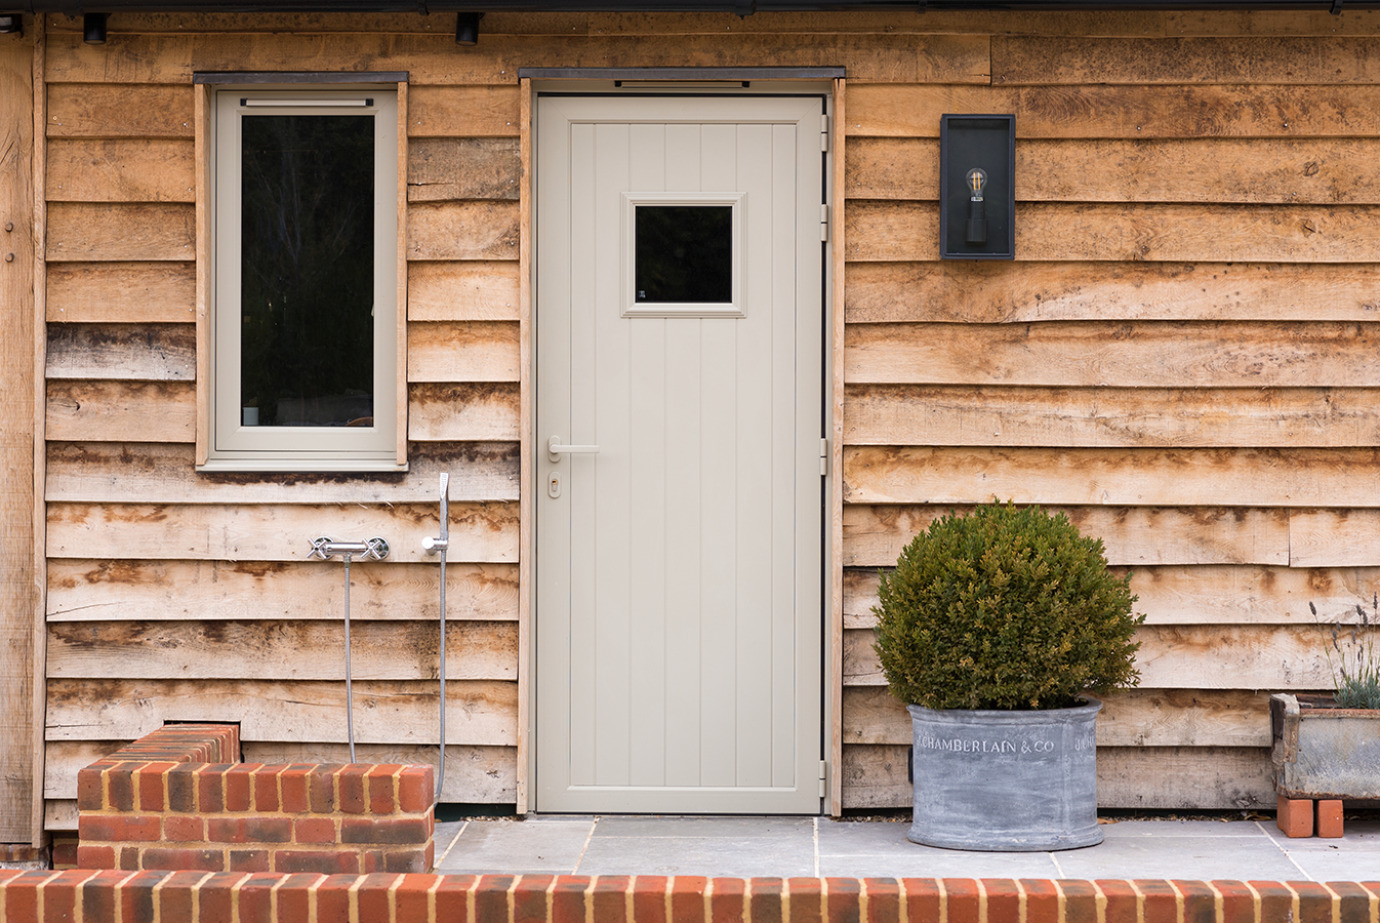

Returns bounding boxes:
[197,78,408,472]
[620,191,745,318]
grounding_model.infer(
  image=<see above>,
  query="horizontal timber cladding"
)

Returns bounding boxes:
[34,9,1380,828]
[847,138,1380,205]
[831,11,1380,810]
[37,15,532,829]
[843,565,1380,627]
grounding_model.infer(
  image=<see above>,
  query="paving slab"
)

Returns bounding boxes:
[818,848,1063,879]
[434,817,595,874]
[1050,834,1303,881]
[577,834,817,877]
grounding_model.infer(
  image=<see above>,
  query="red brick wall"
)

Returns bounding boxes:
[0,872,1376,923]
[75,725,434,875]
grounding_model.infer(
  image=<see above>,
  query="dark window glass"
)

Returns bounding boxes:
[634,205,733,304]
[240,114,375,427]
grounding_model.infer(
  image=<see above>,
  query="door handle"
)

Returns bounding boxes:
[548,435,600,463]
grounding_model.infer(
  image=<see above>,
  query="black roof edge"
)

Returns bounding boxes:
[6,0,1375,16]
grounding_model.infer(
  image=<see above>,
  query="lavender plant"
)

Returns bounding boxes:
[1310,598,1380,709]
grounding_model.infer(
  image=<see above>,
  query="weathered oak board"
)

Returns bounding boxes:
[46,442,519,504]
[47,324,195,381]
[46,501,519,563]
[47,559,519,623]
[842,505,1290,568]
[46,84,194,139]
[408,321,520,383]
[993,36,1380,86]
[41,32,990,87]
[843,686,1275,748]
[407,202,521,261]
[409,138,520,203]
[407,261,520,322]
[407,86,521,139]
[846,201,1380,263]
[843,446,1380,508]
[844,625,1341,690]
[47,620,518,681]
[410,383,520,443]
[844,261,1380,324]
[848,138,1380,205]
[1289,509,1380,567]
[46,202,194,261]
[847,83,1380,140]
[841,744,1273,810]
[843,565,1380,628]
[47,138,194,203]
[845,321,1380,388]
[47,262,195,324]
[47,381,195,443]
[844,385,1380,448]
[45,678,518,746]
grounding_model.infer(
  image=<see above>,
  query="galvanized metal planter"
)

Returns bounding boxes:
[907,698,1103,852]
[1270,693,1380,800]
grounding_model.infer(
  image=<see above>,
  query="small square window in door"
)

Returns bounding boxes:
[621,192,744,317]
[635,205,732,303]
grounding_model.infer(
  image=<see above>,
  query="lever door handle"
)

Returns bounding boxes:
[548,435,600,462]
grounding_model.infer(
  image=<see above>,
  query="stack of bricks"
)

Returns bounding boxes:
[1277,794,1345,838]
[76,724,435,874]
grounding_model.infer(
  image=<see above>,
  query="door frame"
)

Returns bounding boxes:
[517,71,845,815]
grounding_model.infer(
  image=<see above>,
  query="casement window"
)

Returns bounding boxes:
[201,82,405,471]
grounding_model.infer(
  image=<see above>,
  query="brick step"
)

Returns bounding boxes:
[1,872,1377,923]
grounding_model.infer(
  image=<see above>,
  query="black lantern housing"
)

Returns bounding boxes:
[939,114,1015,260]
[83,11,107,43]
[455,11,480,44]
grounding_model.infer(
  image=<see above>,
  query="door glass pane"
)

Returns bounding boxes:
[634,205,733,304]
[240,114,375,427]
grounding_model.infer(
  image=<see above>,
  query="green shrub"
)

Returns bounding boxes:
[873,502,1144,711]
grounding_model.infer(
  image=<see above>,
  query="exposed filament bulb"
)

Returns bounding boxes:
[965,167,987,200]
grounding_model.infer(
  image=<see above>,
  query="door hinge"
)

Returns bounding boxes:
[820,113,831,152]
[819,437,829,476]
[818,760,828,798]
[820,204,830,242]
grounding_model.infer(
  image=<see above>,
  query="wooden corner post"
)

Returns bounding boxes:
[0,18,40,846]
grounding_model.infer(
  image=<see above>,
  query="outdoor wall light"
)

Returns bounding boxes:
[964,167,988,244]
[940,114,1015,260]
[83,12,107,44]
[455,11,480,45]
[0,14,21,34]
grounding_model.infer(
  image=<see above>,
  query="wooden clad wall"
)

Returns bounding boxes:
[38,12,525,831]
[840,10,1380,810]
[33,8,1380,828]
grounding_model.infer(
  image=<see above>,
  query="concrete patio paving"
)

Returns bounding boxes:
[432,814,1380,882]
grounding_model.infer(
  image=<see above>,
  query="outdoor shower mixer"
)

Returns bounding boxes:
[308,536,390,561]
[308,534,389,763]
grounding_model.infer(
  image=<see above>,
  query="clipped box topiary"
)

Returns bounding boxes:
[873,501,1144,851]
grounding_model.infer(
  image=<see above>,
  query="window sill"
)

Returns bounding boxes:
[197,456,409,474]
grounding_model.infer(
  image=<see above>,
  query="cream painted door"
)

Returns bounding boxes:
[535,94,826,813]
